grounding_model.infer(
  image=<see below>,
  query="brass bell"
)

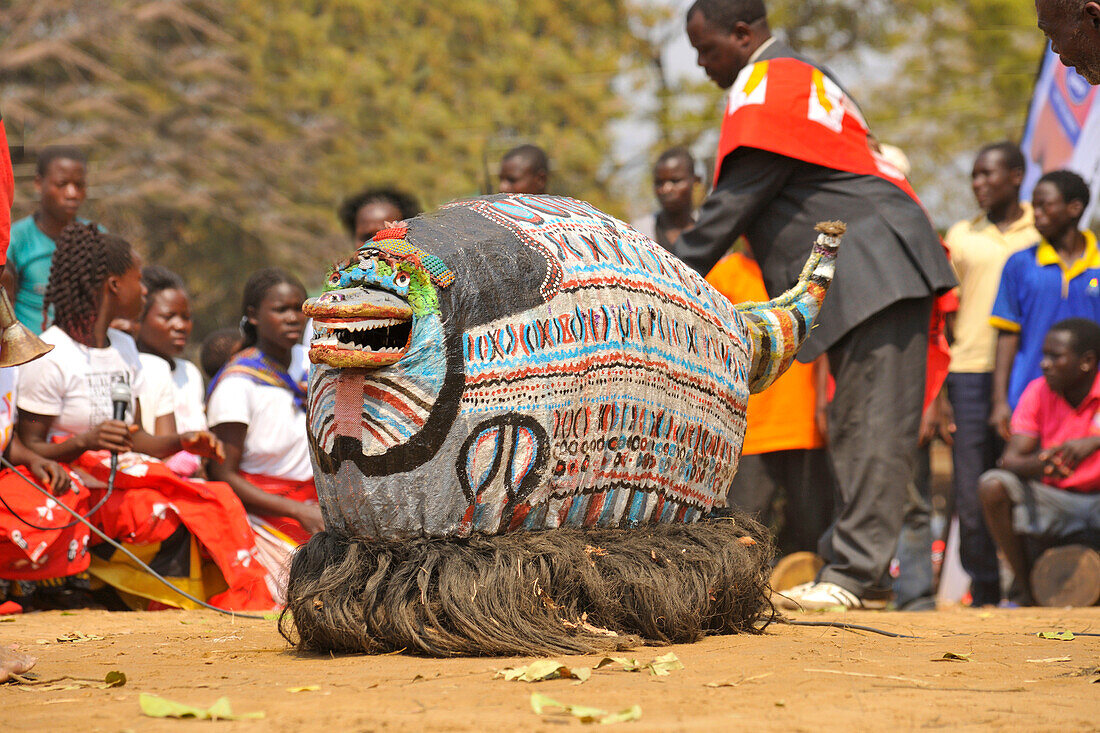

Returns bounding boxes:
[0,288,52,367]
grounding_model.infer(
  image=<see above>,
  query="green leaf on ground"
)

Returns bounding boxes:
[595,657,641,672]
[932,652,971,662]
[497,660,591,683]
[1037,631,1075,641]
[139,693,264,720]
[645,653,684,676]
[530,693,641,724]
[595,653,683,677]
[286,685,320,693]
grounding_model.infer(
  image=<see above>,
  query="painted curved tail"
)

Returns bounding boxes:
[737,221,845,394]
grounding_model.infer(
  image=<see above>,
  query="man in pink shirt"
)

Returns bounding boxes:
[978,318,1100,605]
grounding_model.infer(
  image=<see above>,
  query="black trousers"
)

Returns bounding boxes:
[818,297,931,597]
[728,449,836,556]
[945,372,1003,605]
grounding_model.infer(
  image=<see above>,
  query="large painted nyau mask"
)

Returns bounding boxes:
[303,195,840,542]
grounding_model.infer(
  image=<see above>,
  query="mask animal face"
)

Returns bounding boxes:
[304,232,458,462]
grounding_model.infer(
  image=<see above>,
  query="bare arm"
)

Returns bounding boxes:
[989,330,1019,441]
[5,432,70,494]
[999,432,1045,480]
[1,265,16,307]
[206,422,323,533]
[129,399,223,460]
[16,409,132,463]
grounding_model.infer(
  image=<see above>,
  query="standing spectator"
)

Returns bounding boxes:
[676,0,955,609]
[990,170,1100,438]
[706,244,834,556]
[1036,0,1100,85]
[2,147,88,333]
[943,142,1039,605]
[136,265,208,477]
[337,187,421,245]
[978,319,1100,605]
[498,144,549,195]
[206,268,318,599]
[633,147,701,251]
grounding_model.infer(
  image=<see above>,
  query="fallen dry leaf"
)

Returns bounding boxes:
[932,652,972,662]
[1027,657,1071,663]
[496,660,592,684]
[139,693,264,720]
[530,692,641,724]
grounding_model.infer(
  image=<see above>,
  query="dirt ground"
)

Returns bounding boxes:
[3,607,1098,732]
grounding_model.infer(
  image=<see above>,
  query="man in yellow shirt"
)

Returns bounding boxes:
[943,141,1039,605]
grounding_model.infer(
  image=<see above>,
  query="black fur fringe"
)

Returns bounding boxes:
[280,515,776,657]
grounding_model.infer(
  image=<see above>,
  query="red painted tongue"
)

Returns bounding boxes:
[334,369,367,437]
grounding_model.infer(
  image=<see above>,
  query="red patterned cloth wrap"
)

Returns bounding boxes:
[76,451,276,610]
[0,466,92,580]
[240,472,317,546]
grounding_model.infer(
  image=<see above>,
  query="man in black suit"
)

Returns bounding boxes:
[676,0,956,610]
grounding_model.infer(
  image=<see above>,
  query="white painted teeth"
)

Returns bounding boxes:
[323,318,404,332]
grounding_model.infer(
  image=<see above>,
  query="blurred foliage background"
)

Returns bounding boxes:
[1,0,1043,337]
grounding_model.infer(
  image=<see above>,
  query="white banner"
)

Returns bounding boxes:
[1020,45,1100,226]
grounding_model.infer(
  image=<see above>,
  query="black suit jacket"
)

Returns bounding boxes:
[675,40,956,362]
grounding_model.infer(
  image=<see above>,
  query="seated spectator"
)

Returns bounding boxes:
[337,187,421,244]
[0,364,87,596]
[990,170,1100,438]
[979,319,1100,605]
[14,223,273,610]
[2,147,88,334]
[632,146,700,251]
[498,144,549,195]
[200,328,242,380]
[136,266,208,477]
[206,268,319,597]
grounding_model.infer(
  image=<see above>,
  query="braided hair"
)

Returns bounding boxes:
[240,267,306,348]
[45,222,133,344]
[140,264,187,320]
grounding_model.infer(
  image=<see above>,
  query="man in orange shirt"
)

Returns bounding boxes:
[707,246,835,555]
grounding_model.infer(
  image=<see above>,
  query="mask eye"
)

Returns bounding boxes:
[394,272,411,288]
[327,271,342,286]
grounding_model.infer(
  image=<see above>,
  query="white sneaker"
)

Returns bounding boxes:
[773,581,881,611]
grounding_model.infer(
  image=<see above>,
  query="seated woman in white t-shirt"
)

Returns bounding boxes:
[135,265,209,477]
[206,268,319,586]
[15,224,276,611]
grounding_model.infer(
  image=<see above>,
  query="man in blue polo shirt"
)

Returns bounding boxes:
[990,170,1100,440]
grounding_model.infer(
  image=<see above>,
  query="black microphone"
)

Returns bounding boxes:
[109,381,132,472]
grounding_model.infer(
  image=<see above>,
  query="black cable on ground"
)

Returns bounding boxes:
[0,454,267,620]
[778,617,921,638]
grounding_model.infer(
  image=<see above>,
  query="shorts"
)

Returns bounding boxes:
[979,469,1100,541]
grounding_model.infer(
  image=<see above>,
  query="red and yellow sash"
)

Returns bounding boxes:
[715,57,919,204]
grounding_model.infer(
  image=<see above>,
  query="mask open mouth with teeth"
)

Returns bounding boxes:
[304,234,453,369]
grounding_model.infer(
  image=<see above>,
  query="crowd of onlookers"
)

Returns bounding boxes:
[0,130,1097,613]
[667,140,1100,609]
